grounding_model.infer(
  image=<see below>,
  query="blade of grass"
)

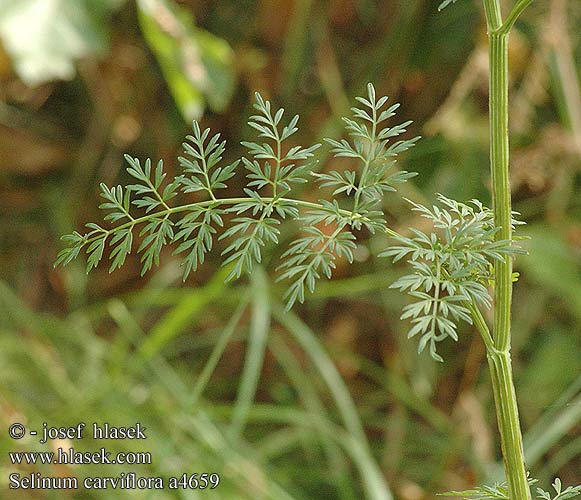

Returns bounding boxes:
[488,374,581,480]
[0,282,85,401]
[335,348,451,432]
[540,436,581,483]
[522,374,581,467]
[213,402,394,500]
[269,333,357,500]
[186,300,249,409]
[258,426,320,459]
[179,410,301,500]
[273,303,394,500]
[229,266,271,438]
[108,298,190,392]
[281,0,313,98]
[108,298,301,500]
[138,267,230,360]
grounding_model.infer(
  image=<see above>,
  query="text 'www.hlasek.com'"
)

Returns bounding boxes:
[6,422,220,491]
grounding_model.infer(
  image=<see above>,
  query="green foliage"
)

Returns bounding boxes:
[5,0,580,496]
[536,479,581,500]
[56,83,527,353]
[440,477,581,500]
[440,481,515,499]
[0,0,234,118]
[280,84,418,307]
[56,84,417,309]
[223,92,320,285]
[137,0,235,121]
[380,195,523,361]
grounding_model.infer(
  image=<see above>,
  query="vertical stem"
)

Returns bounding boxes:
[489,31,513,353]
[483,1,531,499]
[487,349,530,499]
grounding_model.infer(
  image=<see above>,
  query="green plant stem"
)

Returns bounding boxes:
[487,349,530,499]
[483,1,531,498]
[500,0,535,35]
[465,299,494,350]
[488,32,512,353]
[75,197,362,246]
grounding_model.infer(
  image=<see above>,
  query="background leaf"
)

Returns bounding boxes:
[137,0,235,121]
[0,0,121,85]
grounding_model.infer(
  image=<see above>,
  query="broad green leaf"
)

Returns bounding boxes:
[137,0,235,121]
[0,0,121,85]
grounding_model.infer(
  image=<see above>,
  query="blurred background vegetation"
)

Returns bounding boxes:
[0,0,579,498]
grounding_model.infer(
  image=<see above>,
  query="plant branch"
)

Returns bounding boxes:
[465,299,494,350]
[72,196,377,250]
[498,0,535,35]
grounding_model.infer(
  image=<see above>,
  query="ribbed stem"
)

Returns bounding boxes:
[484,1,531,498]
[487,350,530,499]
[489,32,512,353]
